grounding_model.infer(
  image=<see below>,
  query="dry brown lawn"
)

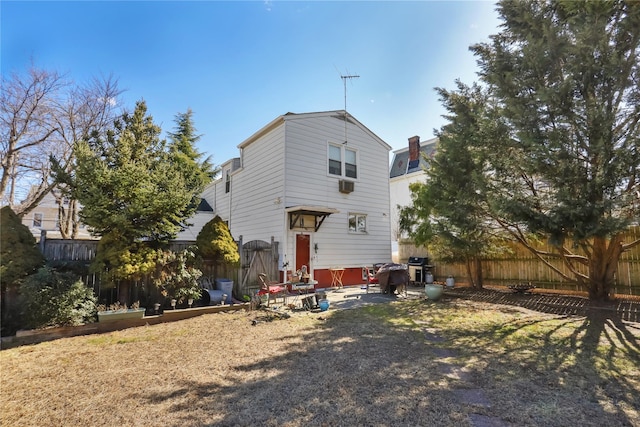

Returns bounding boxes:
[1,290,639,426]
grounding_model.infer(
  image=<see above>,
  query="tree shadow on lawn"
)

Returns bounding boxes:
[136,305,473,426]
[447,287,640,323]
[444,290,640,426]
[135,294,640,426]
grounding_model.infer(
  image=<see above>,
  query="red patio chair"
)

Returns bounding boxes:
[364,265,380,293]
[257,273,288,306]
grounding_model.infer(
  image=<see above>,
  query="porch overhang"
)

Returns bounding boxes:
[285,205,339,232]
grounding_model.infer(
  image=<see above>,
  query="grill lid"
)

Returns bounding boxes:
[408,256,430,266]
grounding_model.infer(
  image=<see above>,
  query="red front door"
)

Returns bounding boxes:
[295,234,311,272]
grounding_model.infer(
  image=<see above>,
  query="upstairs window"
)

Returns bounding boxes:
[225,169,231,193]
[328,144,357,179]
[345,148,357,178]
[329,145,342,176]
[33,213,43,228]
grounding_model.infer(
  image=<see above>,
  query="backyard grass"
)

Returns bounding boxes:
[1,293,638,426]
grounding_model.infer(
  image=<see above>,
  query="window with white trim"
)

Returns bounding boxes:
[328,143,357,179]
[33,213,43,228]
[345,148,357,178]
[348,213,367,233]
[225,169,230,193]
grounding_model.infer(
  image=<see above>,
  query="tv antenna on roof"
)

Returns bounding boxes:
[340,73,359,144]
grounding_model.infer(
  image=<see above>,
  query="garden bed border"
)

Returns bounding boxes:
[1,303,250,349]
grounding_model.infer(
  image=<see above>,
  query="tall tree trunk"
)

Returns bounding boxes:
[70,199,79,238]
[474,257,483,289]
[57,197,79,239]
[587,235,623,301]
[464,258,473,287]
[465,256,484,288]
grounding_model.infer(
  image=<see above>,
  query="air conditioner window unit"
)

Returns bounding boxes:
[339,180,354,193]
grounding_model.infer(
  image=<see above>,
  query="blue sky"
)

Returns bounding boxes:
[2,1,500,165]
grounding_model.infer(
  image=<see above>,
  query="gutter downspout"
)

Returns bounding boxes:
[281,132,288,282]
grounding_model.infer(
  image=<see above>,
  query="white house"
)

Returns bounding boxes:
[20,190,94,240]
[174,198,215,241]
[24,190,213,242]
[197,110,393,287]
[389,135,437,262]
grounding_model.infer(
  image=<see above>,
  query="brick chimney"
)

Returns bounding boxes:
[408,136,420,162]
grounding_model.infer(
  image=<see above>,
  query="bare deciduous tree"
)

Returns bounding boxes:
[1,65,122,238]
[1,67,62,211]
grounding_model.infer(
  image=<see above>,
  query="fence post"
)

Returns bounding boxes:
[39,230,47,254]
[237,235,243,295]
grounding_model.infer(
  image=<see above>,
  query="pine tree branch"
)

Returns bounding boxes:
[493,216,575,281]
[622,237,640,252]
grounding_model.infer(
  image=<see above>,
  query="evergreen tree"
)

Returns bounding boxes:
[166,109,217,223]
[197,216,239,264]
[196,216,239,280]
[400,81,508,288]
[0,206,46,335]
[470,0,640,300]
[73,101,198,295]
[0,206,45,290]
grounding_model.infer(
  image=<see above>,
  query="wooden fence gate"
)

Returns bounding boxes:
[239,236,279,296]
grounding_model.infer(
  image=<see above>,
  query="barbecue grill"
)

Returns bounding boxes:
[407,256,433,284]
[375,263,409,295]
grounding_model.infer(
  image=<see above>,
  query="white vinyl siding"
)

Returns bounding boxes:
[283,114,391,268]
[228,124,286,241]
[186,111,392,273]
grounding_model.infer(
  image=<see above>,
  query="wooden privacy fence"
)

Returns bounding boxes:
[39,234,280,302]
[433,227,640,296]
[40,237,203,263]
[40,238,98,262]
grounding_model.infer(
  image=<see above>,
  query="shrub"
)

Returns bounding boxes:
[1,206,46,335]
[0,206,45,291]
[20,267,97,329]
[196,216,239,265]
[153,248,203,303]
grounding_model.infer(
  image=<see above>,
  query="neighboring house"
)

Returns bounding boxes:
[389,135,437,262]
[20,191,93,240]
[23,190,212,242]
[173,198,215,241]
[193,110,393,287]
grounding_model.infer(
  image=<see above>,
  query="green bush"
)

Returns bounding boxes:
[153,248,203,303]
[196,216,239,265]
[1,206,46,335]
[20,267,97,329]
[0,206,45,291]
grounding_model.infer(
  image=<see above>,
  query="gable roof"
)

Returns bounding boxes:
[238,110,391,151]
